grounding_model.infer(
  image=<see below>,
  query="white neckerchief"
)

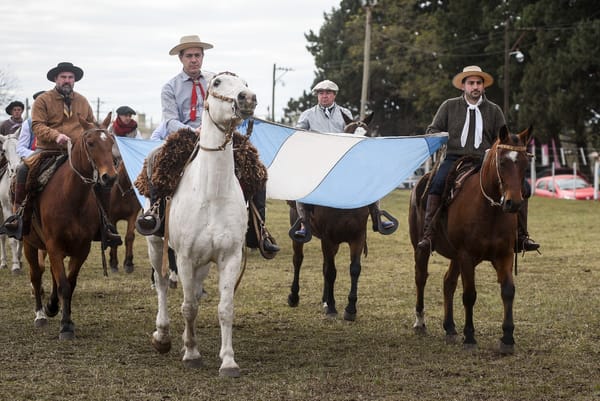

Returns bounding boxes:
[460,96,483,148]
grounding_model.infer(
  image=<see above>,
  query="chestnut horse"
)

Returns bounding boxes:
[409,126,532,354]
[287,113,378,321]
[26,114,118,340]
[108,162,140,273]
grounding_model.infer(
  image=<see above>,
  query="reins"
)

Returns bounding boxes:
[479,143,529,207]
[67,128,114,185]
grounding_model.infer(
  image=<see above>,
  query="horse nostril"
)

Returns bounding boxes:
[101,173,116,187]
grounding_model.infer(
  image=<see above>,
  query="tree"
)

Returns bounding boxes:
[0,69,19,110]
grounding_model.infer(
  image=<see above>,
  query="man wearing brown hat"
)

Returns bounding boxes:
[2,62,122,247]
[417,65,539,253]
[0,100,25,136]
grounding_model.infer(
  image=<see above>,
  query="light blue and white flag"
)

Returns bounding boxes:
[115,120,447,209]
[239,119,447,209]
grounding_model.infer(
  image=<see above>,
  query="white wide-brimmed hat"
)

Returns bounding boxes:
[312,79,339,94]
[169,35,214,55]
[452,65,494,89]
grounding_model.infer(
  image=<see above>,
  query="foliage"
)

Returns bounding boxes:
[0,69,19,110]
[284,0,599,151]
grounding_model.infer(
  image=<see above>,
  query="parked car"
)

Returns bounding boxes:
[399,167,425,189]
[534,174,596,200]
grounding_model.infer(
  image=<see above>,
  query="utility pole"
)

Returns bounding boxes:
[503,19,526,118]
[271,63,293,121]
[360,0,377,120]
[96,97,101,121]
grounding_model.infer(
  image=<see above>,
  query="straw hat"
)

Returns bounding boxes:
[452,65,494,89]
[169,35,214,55]
[46,62,84,82]
[312,80,339,94]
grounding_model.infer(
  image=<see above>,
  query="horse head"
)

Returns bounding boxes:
[483,125,533,213]
[205,71,257,130]
[75,113,118,188]
[0,132,21,176]
[343,112,374,136]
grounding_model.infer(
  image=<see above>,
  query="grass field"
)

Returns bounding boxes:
[0,190,599,401]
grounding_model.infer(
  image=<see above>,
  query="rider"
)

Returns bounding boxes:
[1,62,122,247]
[16,91,45,159]
[293,79,396,239]
[417,65,539,253]
[1,100,25,136]
[136,35,279,254]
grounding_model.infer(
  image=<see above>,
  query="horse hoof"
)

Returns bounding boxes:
[182,357,204,369]
[11,267,22,275]
[124,263,134,274]
[445,334,459,344]
[343,311,356,321]
[169,280,177,289]
[110,266,119,273]
[151,337,171,354]
[325,312,338,320]
[498,341,515,355]
[34,318,48,328]
[219,367,241,378]
[0,263,7,269]
[463,342,477,351]
[413,324,427,335]
[59,331,75,340]
[287,294,299,308]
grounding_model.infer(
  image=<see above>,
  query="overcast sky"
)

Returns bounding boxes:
[1,0,342,127]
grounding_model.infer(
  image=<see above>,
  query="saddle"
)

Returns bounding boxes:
[444,156,481,206]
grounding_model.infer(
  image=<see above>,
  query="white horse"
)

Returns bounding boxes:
[0,133,23,273]
[147,72,257,377]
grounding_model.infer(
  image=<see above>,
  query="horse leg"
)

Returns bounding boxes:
[25,242,47,327]
[413,247,431,333]
[321,240,339,318]
[493,257,516,354]
[56,253,86,340]
[215,255,241,378]
[287,240,304,307]
[443,260,461,343]
[180,262,210,370]
[458,260,477,349]
[109,244,119,273]
[0,235,7,270]
[9,237,23,274]
[147,235,171,353]
[344,240,363,321]
[123,217,136,273]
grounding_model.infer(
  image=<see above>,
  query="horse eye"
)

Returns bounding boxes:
[213,79,221,87]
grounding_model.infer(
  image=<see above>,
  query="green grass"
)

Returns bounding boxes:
[0,190,599,400]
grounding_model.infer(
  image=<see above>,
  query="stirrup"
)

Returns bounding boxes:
[0,214,23,240]
[515,236,541,254]
[375,210,398,235]
[136,201,162,236]
[288,217,311,243]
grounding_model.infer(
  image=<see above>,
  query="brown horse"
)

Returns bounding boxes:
[108,162,140,273]
[25,114,118,340]
[409,126,532,354]
[287,114,378,321]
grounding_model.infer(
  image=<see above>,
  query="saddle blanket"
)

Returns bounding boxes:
[115,119,448,209]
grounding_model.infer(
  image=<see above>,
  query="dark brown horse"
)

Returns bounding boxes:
[25,114,118,340]
[409,126,532,354]
[108,162,140,273]
[287,114,376,321]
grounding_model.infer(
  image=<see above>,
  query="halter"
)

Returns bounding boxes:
[479,143,530,207]
[200,71,243,152]
[68,128,113,184]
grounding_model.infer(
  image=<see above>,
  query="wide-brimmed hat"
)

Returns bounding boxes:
[46,62,84,82]
[169,35,214,55]
[312,79,339,94]
[5,101,24,115]
[116,105,136,116]
[452,65,494,89]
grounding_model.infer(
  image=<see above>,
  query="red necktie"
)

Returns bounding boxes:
[190,79,206,121]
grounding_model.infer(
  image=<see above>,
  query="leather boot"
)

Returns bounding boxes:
[516,199,540,252]
[417,194,441,251]
[2,179,27,236]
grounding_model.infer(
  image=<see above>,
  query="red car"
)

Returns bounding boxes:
[534,174,596,200]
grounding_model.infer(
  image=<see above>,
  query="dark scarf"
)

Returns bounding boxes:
[112,117,138,136]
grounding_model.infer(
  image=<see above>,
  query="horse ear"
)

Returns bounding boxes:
[364,112,374,126]
[498,125,509,142]
[520,125,534,145]
[342,112,353,126]
[100,112,112,129]
[78,114,93,131]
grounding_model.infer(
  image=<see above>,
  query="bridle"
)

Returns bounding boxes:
[67,128,114,185]
[479,143,532,207]
[200,71,245,152]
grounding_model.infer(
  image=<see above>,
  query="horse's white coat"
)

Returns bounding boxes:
[0,133,23,272]
[147,73,256,375]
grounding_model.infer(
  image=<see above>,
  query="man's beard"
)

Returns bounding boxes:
[57,83,73,96]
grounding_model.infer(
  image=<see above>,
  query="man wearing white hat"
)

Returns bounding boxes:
[417,65,539,253]
[292,79,396,240]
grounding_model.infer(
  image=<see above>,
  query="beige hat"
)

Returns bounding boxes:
[312,79,339,94]
[452,65,494,89]
[169,35,214,55]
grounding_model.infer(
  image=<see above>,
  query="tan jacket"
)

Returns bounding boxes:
[31,88,95,150]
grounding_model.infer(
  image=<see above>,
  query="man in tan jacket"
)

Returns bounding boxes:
[2,62,121,247]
